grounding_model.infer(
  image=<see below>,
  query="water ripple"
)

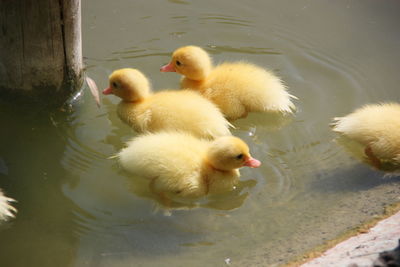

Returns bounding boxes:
[199,13,253,27]
[271,24,371,103]
[61,137,105,176]
[207,44,281,55]
[111,51,170,60]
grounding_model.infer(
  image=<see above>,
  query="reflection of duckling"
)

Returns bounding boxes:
[103,68,232,139]
[332,103,400,171]
[0,189,16,221]
[117,132,260,206]
[161,45,297,120]
[232,111,293,134]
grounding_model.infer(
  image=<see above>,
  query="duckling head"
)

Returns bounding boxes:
[160,46,212,81]
[102,68,151,102]
[206,136,261,171]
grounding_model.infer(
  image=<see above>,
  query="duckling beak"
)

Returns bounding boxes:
[243,156,261,168]
[102,87,113,95]
[160,62,176,72]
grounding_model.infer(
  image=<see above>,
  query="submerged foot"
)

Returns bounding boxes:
[364,145,382,170]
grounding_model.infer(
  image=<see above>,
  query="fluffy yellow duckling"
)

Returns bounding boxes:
[161,45,297,120]
[0,189,16,221]
[103,68,232,139]
[332,103,400,170]
[117,132,261,205]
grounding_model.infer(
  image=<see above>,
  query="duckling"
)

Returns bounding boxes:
[332,103,400,171]
[160,45,297,120]
[0,189,16,221]
[117,132,261,205]
[103,68,232,139]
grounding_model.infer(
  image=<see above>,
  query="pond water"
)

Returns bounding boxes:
[1,0,400,266]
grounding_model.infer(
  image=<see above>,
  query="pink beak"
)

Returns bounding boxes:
[160,62,176,72]
[102,87,113,95]
[243,157,261,168]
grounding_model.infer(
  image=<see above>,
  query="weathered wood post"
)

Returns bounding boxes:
[0,0,82,106]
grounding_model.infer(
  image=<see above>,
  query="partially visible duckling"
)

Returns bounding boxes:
[0,189,16,221]
[117,132,261,206]
[103,68,232,139]
[332,102,400,171]
[161,45,297,120]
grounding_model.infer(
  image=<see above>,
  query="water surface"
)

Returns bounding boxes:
[1,0,400,266]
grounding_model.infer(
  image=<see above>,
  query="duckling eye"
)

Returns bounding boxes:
[112,82,118,88]
[176,60,182,66]
[236,154,244,160]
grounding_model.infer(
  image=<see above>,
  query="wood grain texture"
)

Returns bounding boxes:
[0,0,82,105]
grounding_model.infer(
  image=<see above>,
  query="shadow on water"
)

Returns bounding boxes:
[307,132,400,194]
[309,135,400,194]
[334,135,400,173]
[310,163,400,194]
[0,99,80,267]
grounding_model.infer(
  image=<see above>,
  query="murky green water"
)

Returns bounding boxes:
[1,0,400,266]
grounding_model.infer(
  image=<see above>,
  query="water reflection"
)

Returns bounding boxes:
[0,101,80,267]
[1,0,400,266]
[233,111,294,132]
[123,167,257,212]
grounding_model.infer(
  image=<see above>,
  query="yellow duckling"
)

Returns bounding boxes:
[117,132,261,205]
[160,45,297,120]
[332,103,400,171]
[103,68,232,139]
[0,189,16,221]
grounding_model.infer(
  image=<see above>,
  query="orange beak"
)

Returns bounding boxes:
[102,87,113,95]
[243,156,261,168]
[160,62,176,72]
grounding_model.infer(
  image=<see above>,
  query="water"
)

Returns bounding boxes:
[1,0,400,266]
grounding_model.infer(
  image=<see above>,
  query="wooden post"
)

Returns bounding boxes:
[0,0,83,106]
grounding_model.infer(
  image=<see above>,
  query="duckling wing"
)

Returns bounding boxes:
[135,109,152,132]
